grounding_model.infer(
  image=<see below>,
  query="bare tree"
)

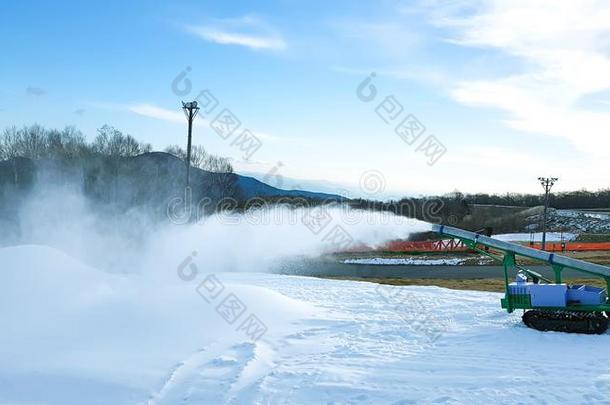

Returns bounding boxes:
[46,126,88,159]
[93,125,151,157]
[20,125,47,159]
[204,155,236,198]
[0,125,70,159]
[164,144,207,169]
[0,126,20,160]
[164,144,186,159]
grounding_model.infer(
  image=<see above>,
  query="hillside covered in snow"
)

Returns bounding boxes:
[3,242,610,404]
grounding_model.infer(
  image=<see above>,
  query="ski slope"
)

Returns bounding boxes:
[2,245,610,404]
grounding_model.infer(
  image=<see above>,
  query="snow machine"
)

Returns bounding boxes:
[433,225,610,334]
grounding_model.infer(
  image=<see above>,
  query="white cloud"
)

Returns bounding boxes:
[128,103,216,129]
[185,16,286,51]
[129,104,186,124]
[126,103,286,142]
[435,0,610,157]
[187,27,285,50]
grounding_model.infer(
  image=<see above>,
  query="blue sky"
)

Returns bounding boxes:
[2,0,610,196]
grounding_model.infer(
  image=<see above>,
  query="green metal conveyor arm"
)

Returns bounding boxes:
[432,224,610,279]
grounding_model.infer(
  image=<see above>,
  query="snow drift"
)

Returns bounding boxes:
[3,245,610,404]
[10,182,431,276]
[4,186,610,404]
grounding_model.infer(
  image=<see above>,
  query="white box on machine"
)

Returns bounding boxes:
[529,284,567,307]
[508,281,568,307]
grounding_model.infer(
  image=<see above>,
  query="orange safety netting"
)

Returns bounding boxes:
[345,240,610,253]
[527,242,610,252]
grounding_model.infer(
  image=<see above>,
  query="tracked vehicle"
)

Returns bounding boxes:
[432,225,610,334]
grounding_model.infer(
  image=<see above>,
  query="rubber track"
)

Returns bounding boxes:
[522,310,609,335]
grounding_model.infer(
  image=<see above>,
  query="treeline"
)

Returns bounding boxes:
[0,125,152,160]
[163,144,233,174]
[349,194,468,226]
[350,189,610,233]
[0,124,233,174]
[454,190,610,210]
[0,125,240,238]
[361,190,610,222]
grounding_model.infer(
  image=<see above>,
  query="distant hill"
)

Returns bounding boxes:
[0,152,345,244]
[0,152,342,216]
[131,153,342,201]
[239,170,407,200]
[236,174,342,200]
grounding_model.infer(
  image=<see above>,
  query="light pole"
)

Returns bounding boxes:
[538,177,558,251]
[182,101,200,188]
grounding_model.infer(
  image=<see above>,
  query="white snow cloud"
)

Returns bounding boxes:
[127,103,214,129]
[127,103,289,147]
[185,16,286,51]
[188,28,286,50]
[436,0,610,156]
[129,103,186,124]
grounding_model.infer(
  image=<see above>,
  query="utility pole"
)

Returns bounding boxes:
[538,177,558,251]
[182,101,200,188]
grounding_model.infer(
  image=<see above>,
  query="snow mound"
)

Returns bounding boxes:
[2,245,610,404]
[227,283,319,321]
[0,245,319,404]
[1,244,107,278]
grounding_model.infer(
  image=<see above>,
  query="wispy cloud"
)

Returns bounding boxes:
[433,0,610,156]
[26,86,47,96]
[126,103,284,140]
[128,103,188,124]
[185,16,286,51]
[91,100,314,148]
[187,27,285,50]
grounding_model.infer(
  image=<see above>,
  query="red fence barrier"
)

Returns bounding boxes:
[384,239,468,252]
[528,242,610,252]
[345,240,610,254]
[347,239,468,253]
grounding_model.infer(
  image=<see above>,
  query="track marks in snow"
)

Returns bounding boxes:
[147,341,225,404]
[148,340,277,405]
[147,275,610,403]
[148,341,250,404]
[225,341,276,403]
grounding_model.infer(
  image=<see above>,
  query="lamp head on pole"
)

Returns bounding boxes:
[182,101,200,120]
[538,177,558,190]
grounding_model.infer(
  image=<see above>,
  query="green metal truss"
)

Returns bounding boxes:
[434,225,610,314]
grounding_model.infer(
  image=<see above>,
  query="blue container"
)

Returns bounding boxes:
[567,285,607,305]
[529,284,567,307]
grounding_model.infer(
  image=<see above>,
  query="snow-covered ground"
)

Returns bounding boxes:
[3,244,610,404]
[557,210,610,221]
[343,257,467,265]
[493,232,577,242]
[527,209,610,233]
